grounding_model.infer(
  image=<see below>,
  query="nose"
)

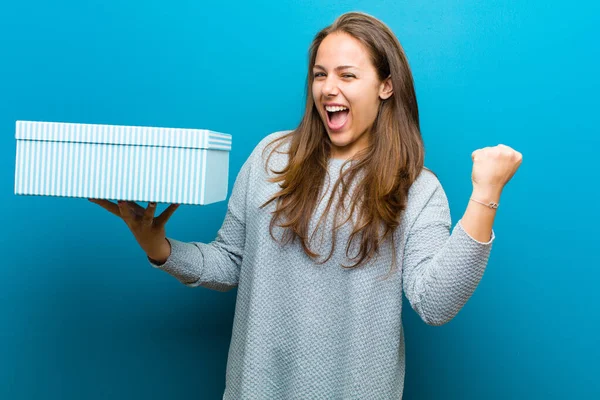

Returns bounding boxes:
[322,76,339,97]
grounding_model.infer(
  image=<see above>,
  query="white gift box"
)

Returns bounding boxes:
[14,120,232,205]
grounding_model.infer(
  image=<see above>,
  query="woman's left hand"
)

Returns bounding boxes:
[471,144,523,198]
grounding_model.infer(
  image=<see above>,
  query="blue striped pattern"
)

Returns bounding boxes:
[15,120,232,151]
[14,121,231,205]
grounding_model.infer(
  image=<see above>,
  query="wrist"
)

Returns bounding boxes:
[471,186,502,203]
[147,238,171,264]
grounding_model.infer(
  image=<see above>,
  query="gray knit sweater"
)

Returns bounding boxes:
[148,131,495,399]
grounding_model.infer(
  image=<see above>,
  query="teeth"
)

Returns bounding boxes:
[325,105,348,112]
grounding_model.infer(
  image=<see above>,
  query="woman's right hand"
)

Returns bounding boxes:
[88,199,179,264]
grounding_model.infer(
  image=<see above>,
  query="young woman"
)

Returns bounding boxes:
[90,11,522,399]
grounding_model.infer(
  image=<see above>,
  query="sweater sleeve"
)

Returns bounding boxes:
[147,151,253,292]
[401,180,495,326]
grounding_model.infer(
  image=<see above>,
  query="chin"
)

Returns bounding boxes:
[328,129,352,143]
[329,137,351,148]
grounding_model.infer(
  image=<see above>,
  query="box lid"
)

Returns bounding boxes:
[15,120,231,151]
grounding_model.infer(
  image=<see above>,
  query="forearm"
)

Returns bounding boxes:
[148,237,240,291]
[460,187,501,243]
[402,180,497,326]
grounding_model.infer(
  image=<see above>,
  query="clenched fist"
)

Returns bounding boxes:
[471,144,523,196]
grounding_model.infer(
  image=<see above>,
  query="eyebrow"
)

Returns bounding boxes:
[313,65,358,71]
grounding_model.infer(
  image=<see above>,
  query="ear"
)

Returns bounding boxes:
[379,75,393,100]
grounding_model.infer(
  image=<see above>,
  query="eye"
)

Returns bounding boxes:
[313,72,326,78]
[342,74,356,79]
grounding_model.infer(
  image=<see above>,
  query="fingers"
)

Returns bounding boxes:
[495,144,523,163]
[155,204,180,228]
[89,199,180,228]
[471,145,523,169]
[142,202,157,226]
[126,201,146,215]
[117,201,135,223]
[88,198,121,218]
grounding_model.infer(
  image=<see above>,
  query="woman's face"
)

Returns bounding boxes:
[312,32,393,160]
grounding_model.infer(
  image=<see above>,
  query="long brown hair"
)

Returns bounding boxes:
[261,12,428,273]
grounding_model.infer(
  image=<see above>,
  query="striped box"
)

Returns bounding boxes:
[14,120,232,205]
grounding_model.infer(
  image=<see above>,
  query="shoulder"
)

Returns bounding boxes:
[402,167,450,226]
[246,130,294,170]
[407,167,444,202]
[256,130,293,156]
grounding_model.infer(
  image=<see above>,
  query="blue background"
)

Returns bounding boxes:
[1,1,598,399]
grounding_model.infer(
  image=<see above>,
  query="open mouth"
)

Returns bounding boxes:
[325,105,350,131]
